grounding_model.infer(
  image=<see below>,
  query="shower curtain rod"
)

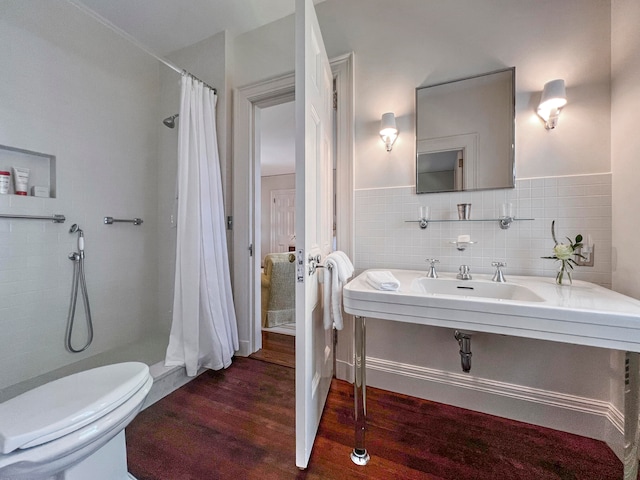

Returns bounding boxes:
[67,0,216,94]
[180,71,217,94]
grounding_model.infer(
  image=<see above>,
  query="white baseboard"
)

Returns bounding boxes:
[336,358,353,383]
[142,366,206,409]
[262,324,296,336]
[236,339,251,357]
[336,356,624,460]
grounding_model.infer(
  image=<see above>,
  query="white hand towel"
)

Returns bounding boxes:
[322,257,344,330]
[323,264,333,329]
[366,271,401,291]
[331,251,354,281]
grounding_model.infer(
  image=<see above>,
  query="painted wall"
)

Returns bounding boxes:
[316,0,611,189]
[0,1,161,389]
[235,0,610,181]
[232,16,294,88]
[611,0,640,301]
[609,0,640,432]
[232,0,622,450]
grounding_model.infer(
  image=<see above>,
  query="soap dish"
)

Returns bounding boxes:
[450,240,477,251]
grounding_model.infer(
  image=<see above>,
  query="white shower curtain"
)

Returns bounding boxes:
[165,74,238,377]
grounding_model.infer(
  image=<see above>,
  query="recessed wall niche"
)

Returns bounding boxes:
[0,145,56,198]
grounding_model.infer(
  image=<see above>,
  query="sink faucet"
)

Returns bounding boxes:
[457,265,472,280]
[492,261,507,282]
[425,258,439,278]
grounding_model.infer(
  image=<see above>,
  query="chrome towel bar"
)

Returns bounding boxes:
[104,216,143,226]
[0,213,65,223]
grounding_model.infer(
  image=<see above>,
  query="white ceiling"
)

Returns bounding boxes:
[72,0,318,55]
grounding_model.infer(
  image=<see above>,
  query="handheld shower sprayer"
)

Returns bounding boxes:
[66,224,93,352]
[70,224,85,256]
[78,231,85,256]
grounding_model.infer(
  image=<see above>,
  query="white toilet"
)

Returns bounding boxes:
[0,362,153,480]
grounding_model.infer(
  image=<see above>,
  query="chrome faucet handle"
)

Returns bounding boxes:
[491,261,507,283]
[425,258,439,278]
[457,265,472,280]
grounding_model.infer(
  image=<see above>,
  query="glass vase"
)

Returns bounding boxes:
[556,260,572,285]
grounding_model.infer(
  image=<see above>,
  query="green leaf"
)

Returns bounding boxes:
[575,234,583,243]
[551,220,558,245]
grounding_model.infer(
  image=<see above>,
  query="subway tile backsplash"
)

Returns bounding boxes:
[354,173,612,287]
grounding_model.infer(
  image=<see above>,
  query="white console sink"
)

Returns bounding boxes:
[411,274,544,302]
[343,269,640,476]
[343,269,640,352]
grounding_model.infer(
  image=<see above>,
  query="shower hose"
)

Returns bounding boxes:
[66,227,93,353]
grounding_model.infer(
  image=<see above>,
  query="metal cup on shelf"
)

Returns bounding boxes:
[457,203,471,220]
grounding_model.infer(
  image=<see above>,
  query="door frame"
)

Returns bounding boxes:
[232,53,354,357]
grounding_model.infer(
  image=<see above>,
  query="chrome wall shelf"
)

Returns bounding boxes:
[406,218,534,230]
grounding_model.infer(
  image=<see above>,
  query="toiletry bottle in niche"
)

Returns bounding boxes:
[12,167,29,196]
[0,171,9,194]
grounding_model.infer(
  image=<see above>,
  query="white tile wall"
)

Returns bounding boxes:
[0,2,162,390]
[355,173,612,287]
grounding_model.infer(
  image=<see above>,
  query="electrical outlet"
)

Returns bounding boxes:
[575,245,595,267]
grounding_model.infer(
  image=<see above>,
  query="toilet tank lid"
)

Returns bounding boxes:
[0,362,151,454]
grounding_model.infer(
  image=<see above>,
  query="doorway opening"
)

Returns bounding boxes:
[259,100,297,338]
[231,53,354,360]
[255,88,339,355]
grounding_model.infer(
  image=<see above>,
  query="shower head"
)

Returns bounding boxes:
[163,113,179,129]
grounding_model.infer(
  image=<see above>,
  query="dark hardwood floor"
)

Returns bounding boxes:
[126,348,624,479]
[249,331,295,368]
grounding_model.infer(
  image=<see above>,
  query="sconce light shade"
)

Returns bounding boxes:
[380,112,398,152]
[537,79,567,130]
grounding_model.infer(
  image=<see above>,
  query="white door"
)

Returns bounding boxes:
[294,0,334,469]
[271,189,296,253]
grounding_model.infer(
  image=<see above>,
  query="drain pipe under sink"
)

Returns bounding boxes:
[454,331,472,373]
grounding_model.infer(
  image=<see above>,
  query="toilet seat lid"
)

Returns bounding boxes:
[0,362,151,454]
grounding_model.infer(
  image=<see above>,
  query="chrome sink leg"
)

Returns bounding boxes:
[624,352,640,480]
[351,316,370,465]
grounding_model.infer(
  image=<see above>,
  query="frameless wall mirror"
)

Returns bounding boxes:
[416,67,515,194]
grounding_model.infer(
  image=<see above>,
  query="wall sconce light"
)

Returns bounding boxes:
[537,79,567,130]
[380,112,398,151]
